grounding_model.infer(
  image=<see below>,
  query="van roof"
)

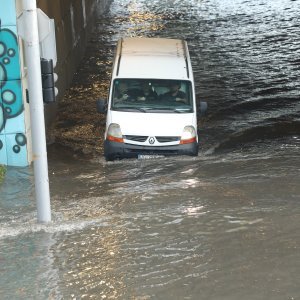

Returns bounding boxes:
[116,38,190,80]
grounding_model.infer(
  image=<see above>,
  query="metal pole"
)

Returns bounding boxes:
[22,0,51,222]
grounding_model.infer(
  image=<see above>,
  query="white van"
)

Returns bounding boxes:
[97,37,207,161]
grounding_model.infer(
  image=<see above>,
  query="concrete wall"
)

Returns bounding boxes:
[1,0,111,166]
[36,0,112,125]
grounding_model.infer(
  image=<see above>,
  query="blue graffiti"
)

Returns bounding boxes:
[1,80,23,118]
[0,27,27,165]
[0,28,23,133]
[13,133,27,153]
[0,103,5,132]
[0,29,21,80]
[0,0,28,166]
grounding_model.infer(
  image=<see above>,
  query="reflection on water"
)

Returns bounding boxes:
[0,167,34,224]
[1,0,300,299]
[1,142,299,298]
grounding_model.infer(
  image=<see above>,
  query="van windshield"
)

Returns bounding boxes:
[111,79,193,113]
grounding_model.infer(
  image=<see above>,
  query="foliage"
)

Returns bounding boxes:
[0,165,6,183]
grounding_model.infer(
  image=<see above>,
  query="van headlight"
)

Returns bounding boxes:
[107,123,124,143]
[180,126,197,144]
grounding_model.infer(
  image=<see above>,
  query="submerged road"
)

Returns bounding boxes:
[1,0,300,298]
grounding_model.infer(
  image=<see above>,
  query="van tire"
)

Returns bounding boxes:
[105,155,114,161]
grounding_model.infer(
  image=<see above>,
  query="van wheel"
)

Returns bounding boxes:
[105,155,114,161]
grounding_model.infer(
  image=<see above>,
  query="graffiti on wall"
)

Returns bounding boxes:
[0,29,24,125]
[0,0,28,167]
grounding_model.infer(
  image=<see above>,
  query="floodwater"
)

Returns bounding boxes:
[1,0,300,299]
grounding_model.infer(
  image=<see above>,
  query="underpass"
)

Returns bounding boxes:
[1,0,300,299]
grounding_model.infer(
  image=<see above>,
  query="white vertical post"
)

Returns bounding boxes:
[22,0,51,222]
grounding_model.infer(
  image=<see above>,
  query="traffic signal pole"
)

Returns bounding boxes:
[21,0,51,222]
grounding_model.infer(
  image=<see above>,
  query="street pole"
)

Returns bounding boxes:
[21,0,51,222]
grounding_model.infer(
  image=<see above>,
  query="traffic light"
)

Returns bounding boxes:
[40,58,58,103]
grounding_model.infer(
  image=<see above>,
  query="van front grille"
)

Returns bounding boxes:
[156,136,180,143]
[124,135,148,142]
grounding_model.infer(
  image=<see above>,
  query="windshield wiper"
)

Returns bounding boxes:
[114,106,192,113]
[173,108,193,113]
[148,107,191,113]
[114,106,149,112]
[142,107,178,112]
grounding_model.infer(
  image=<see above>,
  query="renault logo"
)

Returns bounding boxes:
[149,137,155,144]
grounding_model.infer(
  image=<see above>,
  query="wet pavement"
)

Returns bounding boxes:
[1,0,300,299]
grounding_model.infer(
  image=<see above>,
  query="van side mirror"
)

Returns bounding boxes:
[198,101,207,116]
[96,99,107,113]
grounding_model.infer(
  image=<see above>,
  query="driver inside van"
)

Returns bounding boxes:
[114,81,133,102]
[160,81,187,103]
[114,81,148,102]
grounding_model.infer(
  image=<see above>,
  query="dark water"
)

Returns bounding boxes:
[1,0,299,299]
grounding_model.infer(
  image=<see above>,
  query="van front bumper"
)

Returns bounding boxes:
[104,140,198,160]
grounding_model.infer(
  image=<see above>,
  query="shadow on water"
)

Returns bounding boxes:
[213,120,300,153]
